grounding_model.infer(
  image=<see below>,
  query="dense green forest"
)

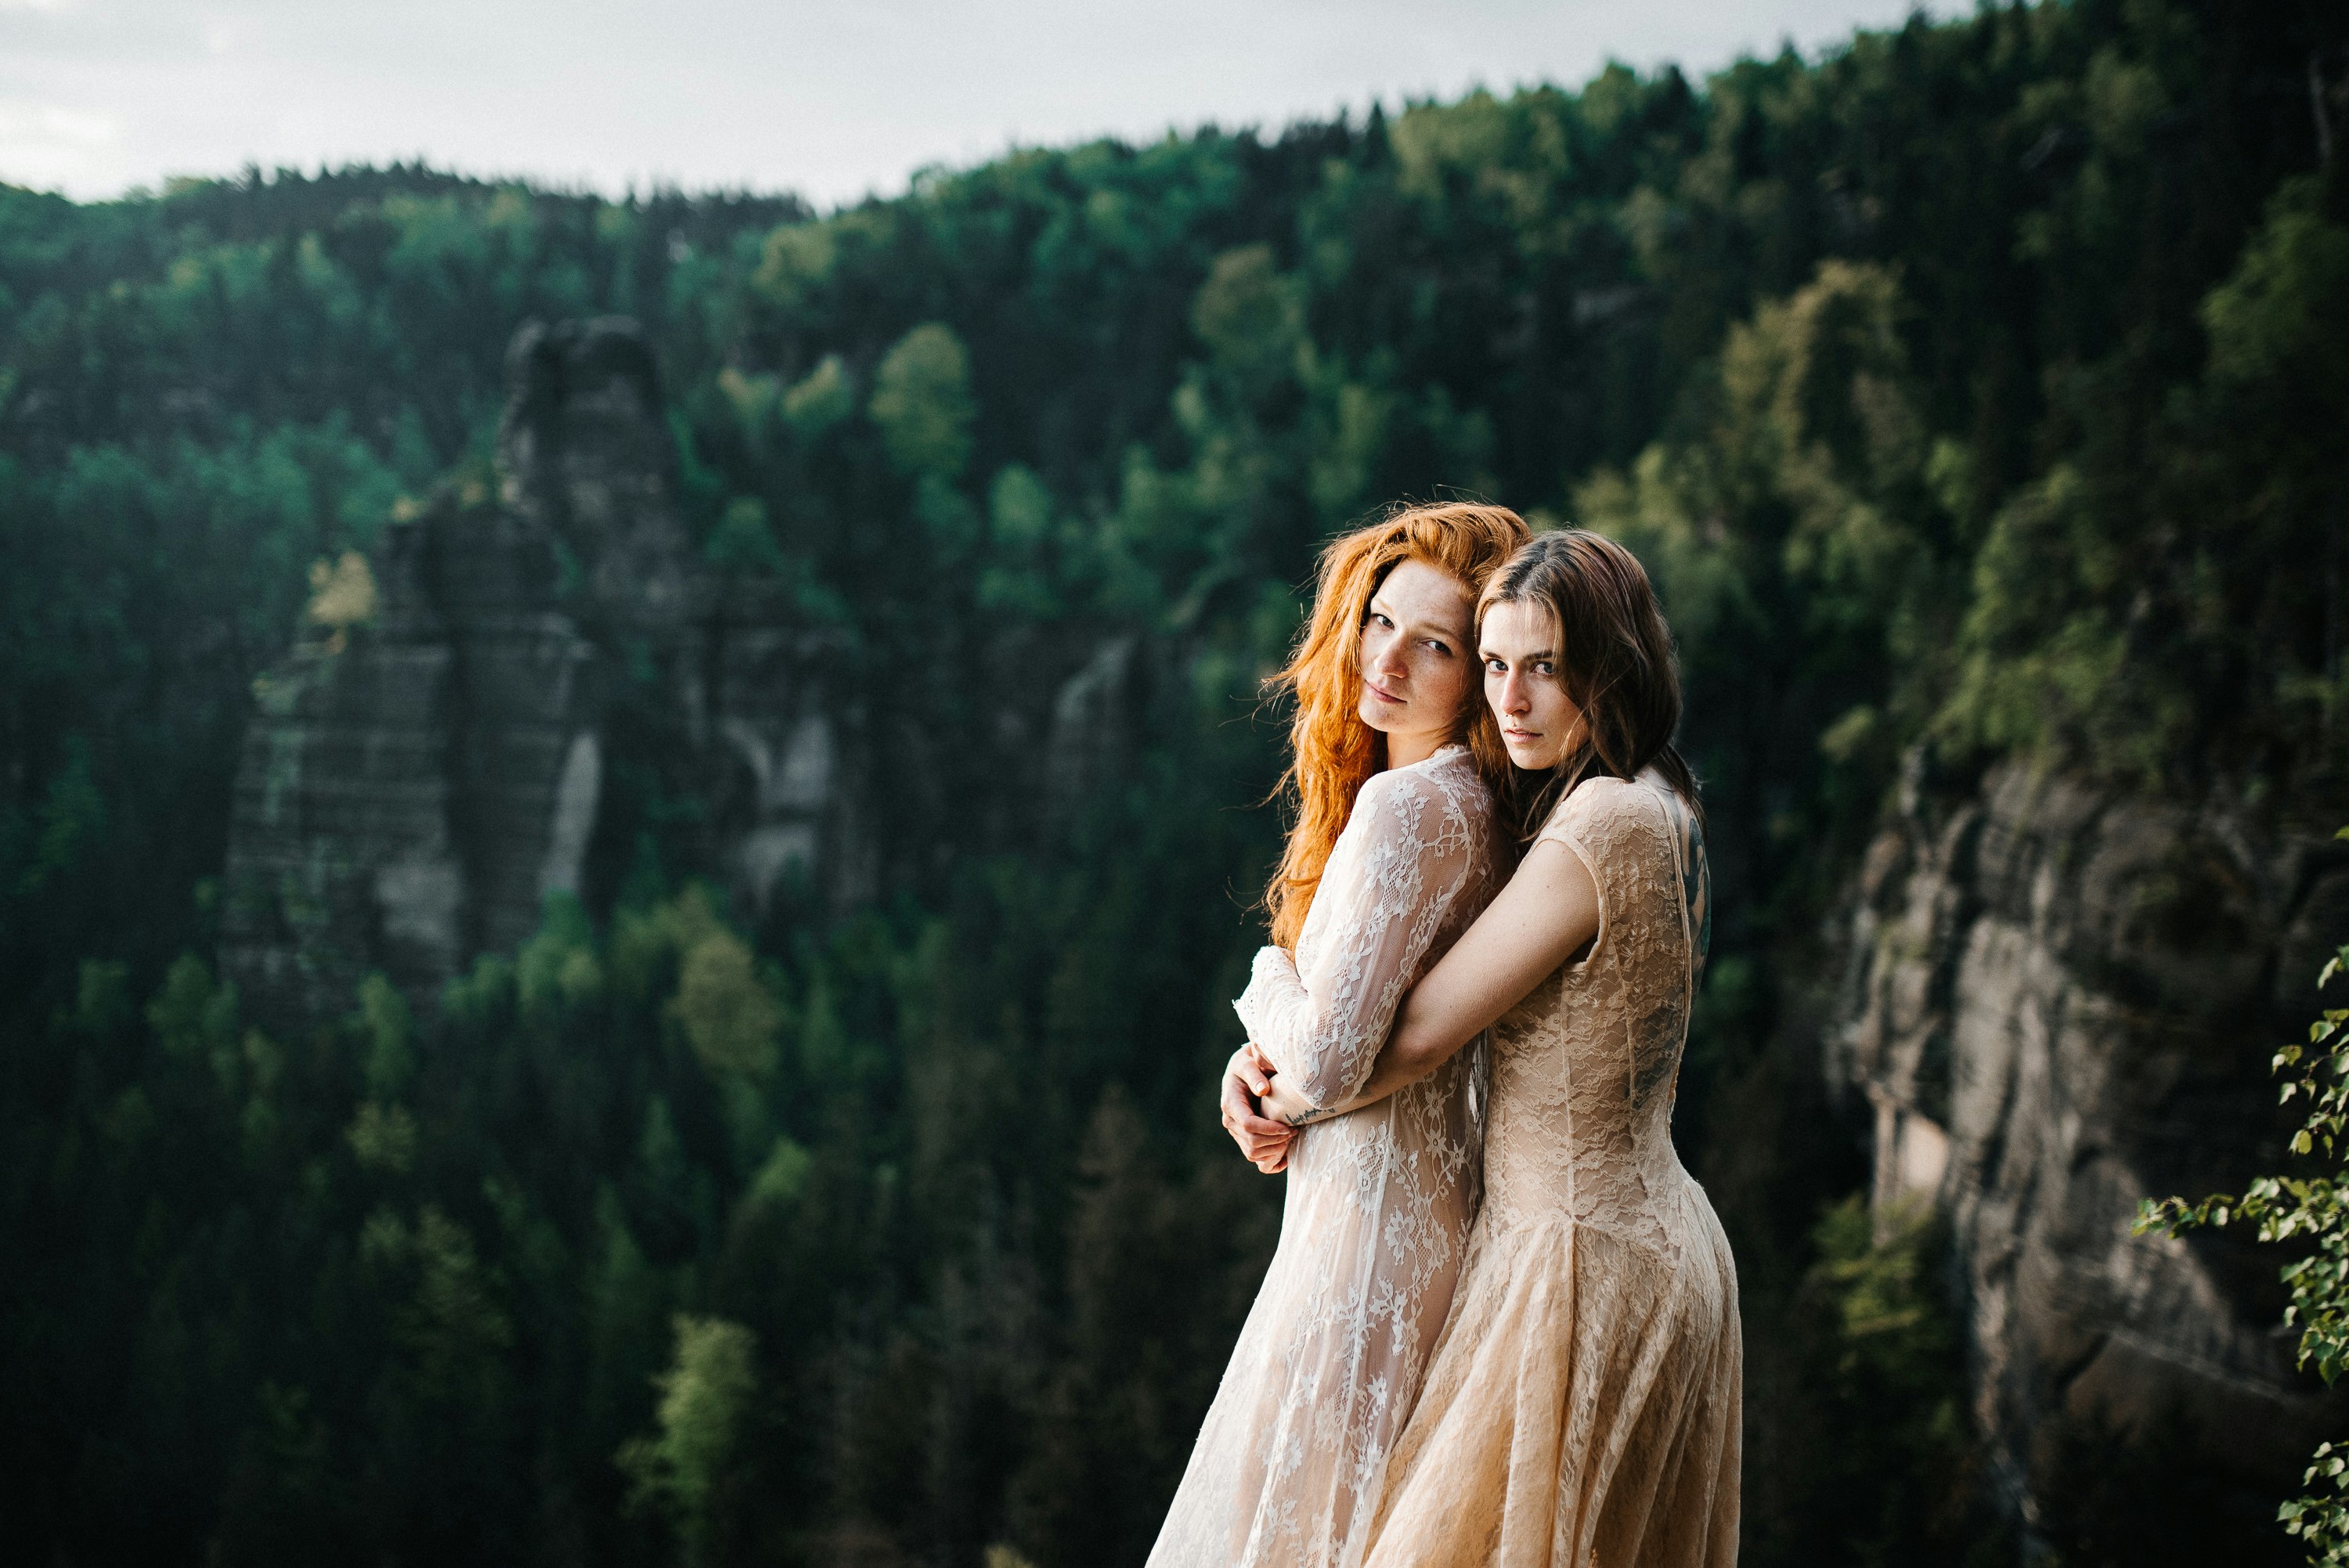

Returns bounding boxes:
[4,2,2346,1564]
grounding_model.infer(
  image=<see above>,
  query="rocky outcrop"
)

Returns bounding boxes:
[218,318,851,1026]
[1833,757,2349,1537]
[218,315,1153,1030]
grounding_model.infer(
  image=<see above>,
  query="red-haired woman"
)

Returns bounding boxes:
[1149,503,1530,1568]
[1236,528,1741,1568]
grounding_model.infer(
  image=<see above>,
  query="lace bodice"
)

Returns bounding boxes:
[1149,746,1499,1568]
[1481,770,1710,1250]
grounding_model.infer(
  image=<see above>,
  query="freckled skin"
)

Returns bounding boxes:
[1357,559,1477,768]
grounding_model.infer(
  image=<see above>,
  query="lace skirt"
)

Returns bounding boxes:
[1147,1058,1481,1568]
[1362,1173,1741,1568]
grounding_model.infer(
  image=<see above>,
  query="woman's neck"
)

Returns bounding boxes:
[1383,729,1450,770]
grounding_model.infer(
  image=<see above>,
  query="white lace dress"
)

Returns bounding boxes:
[1148,744,1500,1568]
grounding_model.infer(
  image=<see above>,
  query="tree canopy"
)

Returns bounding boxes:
[2,3,2344,1564]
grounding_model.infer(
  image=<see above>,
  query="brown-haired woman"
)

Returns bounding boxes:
[1237,528,1742,1567]
[1149,502,1528,1568]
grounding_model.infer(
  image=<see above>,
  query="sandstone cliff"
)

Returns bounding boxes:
[217,316,1156,1030]
[1833,756,2349,1535]
[217,319,860,1026]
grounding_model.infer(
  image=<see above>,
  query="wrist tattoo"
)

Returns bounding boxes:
[1284,1103,1340,1128]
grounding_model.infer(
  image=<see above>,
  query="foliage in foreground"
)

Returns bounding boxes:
[2139,830,2349,1566]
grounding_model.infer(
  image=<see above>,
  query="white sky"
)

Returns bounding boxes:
[2,0,1950,208]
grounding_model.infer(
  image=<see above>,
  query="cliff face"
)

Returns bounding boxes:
[218,315,1155,1030]
[1832,759,2349,1531]
[217,319,858,1026]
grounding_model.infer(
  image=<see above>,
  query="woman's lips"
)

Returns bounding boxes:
[1365,679,1403,705]
[1503,728,1539,743]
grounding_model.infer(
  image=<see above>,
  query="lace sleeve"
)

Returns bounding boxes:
[1234,766,1482,1110]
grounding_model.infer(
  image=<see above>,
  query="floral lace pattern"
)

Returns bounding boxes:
[1363,772,1742,1568]
[1147,746,1499,1568]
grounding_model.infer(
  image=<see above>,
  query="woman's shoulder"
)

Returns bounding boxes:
[1533,770,1659,846]
[1356,748,1492,829]
[1380,745,1491,806]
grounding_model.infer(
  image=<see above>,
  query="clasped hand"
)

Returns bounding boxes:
[1218,1042,1312,1173]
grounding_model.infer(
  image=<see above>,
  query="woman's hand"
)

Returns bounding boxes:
[1220,1044,1294,1173]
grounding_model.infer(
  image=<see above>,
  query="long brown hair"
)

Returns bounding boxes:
[1264,501,1531,950]
[1477,528,1701,838]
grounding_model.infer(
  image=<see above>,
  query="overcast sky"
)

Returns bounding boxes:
[2,0,1948,208]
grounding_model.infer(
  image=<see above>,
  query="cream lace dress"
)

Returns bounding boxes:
[1362,771,1741,1568]
[1147,744,1500,1568]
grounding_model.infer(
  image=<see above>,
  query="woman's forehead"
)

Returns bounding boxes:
[1376,558,1474,620]
[1479,597,1557,648]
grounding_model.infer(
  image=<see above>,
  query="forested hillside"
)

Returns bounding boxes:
[4,2,2346,1564]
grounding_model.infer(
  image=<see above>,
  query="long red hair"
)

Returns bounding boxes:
[1264,501,1532,950]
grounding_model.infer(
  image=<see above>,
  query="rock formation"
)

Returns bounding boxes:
[218,315,1140,1031]
[1832,756,2349,1537]
[218,318,855,1026]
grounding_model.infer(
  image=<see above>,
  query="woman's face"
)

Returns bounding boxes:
[1356,559,1476,757]
[1481,597,1586,770]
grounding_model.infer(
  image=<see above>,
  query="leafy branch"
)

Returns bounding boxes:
[2136,827,2349,1565]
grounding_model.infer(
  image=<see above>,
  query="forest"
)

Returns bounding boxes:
[3,1,2347,1563]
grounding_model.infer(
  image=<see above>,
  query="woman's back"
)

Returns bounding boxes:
[1481,771,1710,1248]
[1362,770,1740,1568]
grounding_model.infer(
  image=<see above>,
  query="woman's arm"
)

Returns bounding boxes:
[1234,770,1482,1113]
[1260,835,1600,1125]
